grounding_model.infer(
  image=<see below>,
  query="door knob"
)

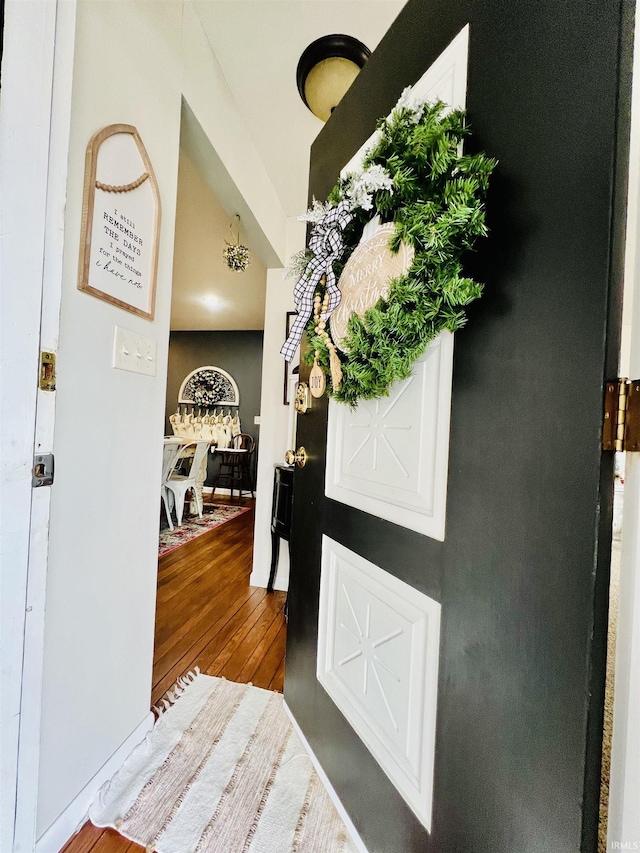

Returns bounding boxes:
[285,447,308,468]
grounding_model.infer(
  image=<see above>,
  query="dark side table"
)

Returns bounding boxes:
[267,463,294,592]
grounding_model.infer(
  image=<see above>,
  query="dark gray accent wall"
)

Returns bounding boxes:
[165,330,263,485]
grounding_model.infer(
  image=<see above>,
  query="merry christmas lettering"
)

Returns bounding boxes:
[330,223,414,351]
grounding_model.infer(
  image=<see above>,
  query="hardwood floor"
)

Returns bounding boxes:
[61,498,286,853]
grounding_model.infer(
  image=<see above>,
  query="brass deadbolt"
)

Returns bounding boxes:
[294,383,311,414]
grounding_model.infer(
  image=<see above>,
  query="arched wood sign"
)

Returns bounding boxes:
[77,124,161,320]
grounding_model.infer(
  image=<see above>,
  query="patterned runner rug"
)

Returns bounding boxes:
[159,505,250,557]
[89,673,358,853]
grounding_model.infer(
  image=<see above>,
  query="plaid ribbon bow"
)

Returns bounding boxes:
[280,200,354,362]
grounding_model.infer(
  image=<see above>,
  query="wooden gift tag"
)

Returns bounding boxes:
[309,353,326,398]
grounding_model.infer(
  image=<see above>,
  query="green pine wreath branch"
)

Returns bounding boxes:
[304,100,496,406]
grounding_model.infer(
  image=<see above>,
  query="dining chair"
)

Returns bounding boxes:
[161,442,183,531]
[235,433,256,499]
[211,433,255,504]
[163,439,210,526]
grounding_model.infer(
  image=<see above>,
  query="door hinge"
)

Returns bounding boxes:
[603,379,640,451]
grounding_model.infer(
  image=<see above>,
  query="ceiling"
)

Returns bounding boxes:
[172,0,407,330]
[171,149,268,330]
[192,0,406,217]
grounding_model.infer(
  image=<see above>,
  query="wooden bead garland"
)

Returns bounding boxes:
[314,289,343,390]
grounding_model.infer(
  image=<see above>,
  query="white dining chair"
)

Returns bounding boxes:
[163,439,210,526]
[161,441,183,531]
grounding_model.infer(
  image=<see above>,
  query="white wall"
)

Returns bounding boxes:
[251,218,306,591]
[179,0,287,268]
[35,0,287,841]
[35,1,183,836]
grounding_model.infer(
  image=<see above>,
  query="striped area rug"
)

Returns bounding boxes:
[89,672,358,853]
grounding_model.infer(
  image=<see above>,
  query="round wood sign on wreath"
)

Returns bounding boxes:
[280,88,497,407]
[330,217,414,352]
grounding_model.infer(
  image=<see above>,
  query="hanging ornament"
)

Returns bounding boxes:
[309,351,326,398]
[223,214,251,273]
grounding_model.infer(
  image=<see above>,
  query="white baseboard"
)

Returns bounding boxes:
[203,486,230,496]
[205,487,254,498]
[249,570,289,592]
[283,701,369,853]
[36,712,154,853]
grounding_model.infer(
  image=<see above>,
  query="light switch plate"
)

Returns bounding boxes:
[254,416,261,425]
[113,325,157,376]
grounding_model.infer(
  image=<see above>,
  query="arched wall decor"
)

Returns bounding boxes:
[77,124,161,320]
[178,365,240,407]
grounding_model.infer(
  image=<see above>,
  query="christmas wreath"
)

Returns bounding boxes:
[281,86,497,406]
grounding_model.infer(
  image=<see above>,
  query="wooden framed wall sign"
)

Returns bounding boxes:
[77,124,161,320]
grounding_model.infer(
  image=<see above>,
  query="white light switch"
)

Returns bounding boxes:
[254,416,261,425]
[113,325,157,376]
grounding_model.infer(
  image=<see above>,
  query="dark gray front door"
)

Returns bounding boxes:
[284,1,633,851]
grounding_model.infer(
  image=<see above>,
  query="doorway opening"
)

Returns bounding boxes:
[599,451,624,852]
[152,105,287,709]
[598,43,640,840]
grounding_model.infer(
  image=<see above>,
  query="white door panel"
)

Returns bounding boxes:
[326,25,469,543]
[340,25,469,177]
[317,537,441,831]
[326,331,454,539]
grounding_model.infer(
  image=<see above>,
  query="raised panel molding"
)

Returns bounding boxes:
[328,26,469,542]
[317,538,441,831]
[326,331,454,540]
